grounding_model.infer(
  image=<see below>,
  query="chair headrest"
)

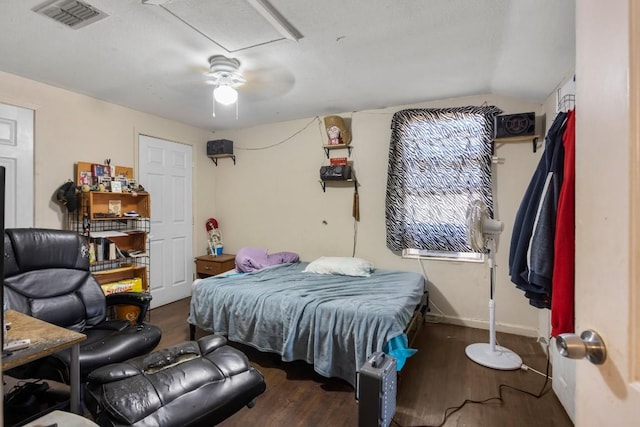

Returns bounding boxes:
[4,228,89,274]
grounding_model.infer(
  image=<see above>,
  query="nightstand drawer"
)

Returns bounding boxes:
[195,254,236,278]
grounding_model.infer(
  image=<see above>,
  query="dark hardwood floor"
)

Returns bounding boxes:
[151,298,573,427]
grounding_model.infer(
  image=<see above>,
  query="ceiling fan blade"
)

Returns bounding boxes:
[239,66,295,100]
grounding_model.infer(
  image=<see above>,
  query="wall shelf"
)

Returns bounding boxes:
[208,154,236,166]
[494,134,541,153]
[323,144,353,158]
[319,178,356,192]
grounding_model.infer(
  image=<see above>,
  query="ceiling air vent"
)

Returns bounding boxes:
[33,0,108,29]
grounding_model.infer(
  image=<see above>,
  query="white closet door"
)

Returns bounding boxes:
[138,135,193,308]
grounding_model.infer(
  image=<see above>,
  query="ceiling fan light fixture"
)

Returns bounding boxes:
[207,55,241,76]
[213,84,238,106]
[207,55,244,117]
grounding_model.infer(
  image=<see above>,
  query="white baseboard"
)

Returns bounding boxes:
[434,314,538,338]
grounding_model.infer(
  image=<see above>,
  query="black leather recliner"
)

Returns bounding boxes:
[3,228,162,384]
[84,335,267,426]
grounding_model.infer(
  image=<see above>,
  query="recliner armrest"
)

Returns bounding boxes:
[105,291,152,324]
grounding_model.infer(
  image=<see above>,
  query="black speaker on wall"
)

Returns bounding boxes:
[207,139,234,156]
[495,112,536,139]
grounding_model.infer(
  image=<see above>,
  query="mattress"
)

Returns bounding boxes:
[188,262,426,386]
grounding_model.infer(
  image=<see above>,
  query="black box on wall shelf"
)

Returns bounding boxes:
[320,165,351,180]
[207,139,233,156]
[494,112,536,139]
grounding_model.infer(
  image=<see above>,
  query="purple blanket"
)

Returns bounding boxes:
[235,247,300,273]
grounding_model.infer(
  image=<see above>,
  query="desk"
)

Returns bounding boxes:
[2,310,86,414]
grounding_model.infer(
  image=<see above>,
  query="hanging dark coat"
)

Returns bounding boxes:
[508,112,567,308]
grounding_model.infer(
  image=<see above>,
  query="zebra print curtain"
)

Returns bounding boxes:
[385,106,502,252]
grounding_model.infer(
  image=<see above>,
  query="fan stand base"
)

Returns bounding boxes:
[465,343,523,370]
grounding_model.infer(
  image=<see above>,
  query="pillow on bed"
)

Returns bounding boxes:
[303,256,374,277]
[235,247,269,273]
[235,247,300,273]
[267,251,300,265]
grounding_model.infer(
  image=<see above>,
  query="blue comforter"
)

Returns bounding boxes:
[188,262,426,386]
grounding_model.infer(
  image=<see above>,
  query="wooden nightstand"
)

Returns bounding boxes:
[195,254,236,278]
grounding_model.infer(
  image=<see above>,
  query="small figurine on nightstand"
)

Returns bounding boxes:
[206,218,223,256]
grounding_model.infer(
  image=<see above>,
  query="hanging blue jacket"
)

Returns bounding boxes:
[527,117,566,297]
[508,112,567,308]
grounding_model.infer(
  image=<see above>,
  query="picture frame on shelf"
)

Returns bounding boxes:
[98,176,112,190]
[108,200,122,216]
[110,181,122,193]
[79,171,93,186]
[92,163,109,177]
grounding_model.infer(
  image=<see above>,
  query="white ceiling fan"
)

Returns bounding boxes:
[205,55,246,116]
[464,199,523,370]
[204,55,295,118]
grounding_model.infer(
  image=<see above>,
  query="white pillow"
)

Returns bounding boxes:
[303,256,374,277]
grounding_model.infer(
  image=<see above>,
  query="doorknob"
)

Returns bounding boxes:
[555,330,607,365]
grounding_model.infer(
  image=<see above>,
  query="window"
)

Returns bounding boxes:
[385,106,501,258]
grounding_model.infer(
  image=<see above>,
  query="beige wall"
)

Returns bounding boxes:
[0,70,211,229]
[1,67,554,336]
[204,94,547,336]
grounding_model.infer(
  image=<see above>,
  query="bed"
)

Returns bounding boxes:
[188,259,427,387]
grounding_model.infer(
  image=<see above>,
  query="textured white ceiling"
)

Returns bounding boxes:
[0,0,575,130]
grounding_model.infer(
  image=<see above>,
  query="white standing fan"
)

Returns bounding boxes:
[464,200,522,370]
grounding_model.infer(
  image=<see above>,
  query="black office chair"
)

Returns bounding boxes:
[3,228,162,384]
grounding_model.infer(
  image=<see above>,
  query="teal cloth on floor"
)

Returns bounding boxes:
[383,333,417,370]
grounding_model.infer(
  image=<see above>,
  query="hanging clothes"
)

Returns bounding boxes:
[551,109,575,336]
[526,112,566,296]
[508,112,568,308]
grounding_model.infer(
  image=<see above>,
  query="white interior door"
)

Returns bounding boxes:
[571,1,640,424]
[0,102,33,228]
[138,135,193,308]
